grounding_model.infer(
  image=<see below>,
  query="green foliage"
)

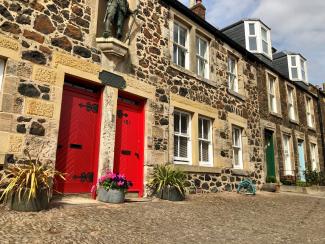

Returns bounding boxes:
[280,179,293,185]
[304,170,325,186]
[147,164,186,196]
[0,150,65,202]
[295,180,310,187]
[266,176,276,183]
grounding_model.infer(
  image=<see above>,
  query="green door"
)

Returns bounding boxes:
[265,130,276,178]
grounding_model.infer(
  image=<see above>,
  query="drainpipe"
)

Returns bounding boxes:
[316,87,325,172]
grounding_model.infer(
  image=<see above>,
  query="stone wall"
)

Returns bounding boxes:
[132,0,264,191]
[0,0,100,65]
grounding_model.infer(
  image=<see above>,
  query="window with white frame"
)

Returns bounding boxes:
[196,36,209,79]
[198,117,213,166]
[287,86,296,121]
[289,55,308,83]
[173,22,188,68]
[268,74,277,113]
[306,96,315,128]
[174,110,191,164]
[245,21,271,57]
[261,27,269,54]
[248,23,257,51]
[310,143,319,171]
[290,56,298,79]
[0,59,5,92]
[232,126,243,169]
[228,56,238,92]
[283,134,293,176]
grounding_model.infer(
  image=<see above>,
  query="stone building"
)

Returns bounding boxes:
[0,0,323,197]
[223,20,325,184]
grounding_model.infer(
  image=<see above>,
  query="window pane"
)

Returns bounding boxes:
[291,68,298,79]
[200,141,210,162]
[196,37,200,55]
[174,136,179,157]
[249,23,255,35]
[200,40,207,57]
[173,24,179,43]
[233,148,239,166]
[262,41,268,54]
[302,70,306,81]
[179,27,186,46]
[173,45,178,64]
[291,56,296,66]
[179,136,188,158]
[198,59,205,77]
[174,112,180,133]
[203,119,209,139]
[249,37,257,51]
[198,119,202,139]
[180,113,188,134]
[178,48,186,67]
[261,28,267,40]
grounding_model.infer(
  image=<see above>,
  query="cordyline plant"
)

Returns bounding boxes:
[0,149,65,202]
[148,164,186,196]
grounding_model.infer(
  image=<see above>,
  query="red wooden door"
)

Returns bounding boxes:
[55,84,100,193]
[114,96,145,197]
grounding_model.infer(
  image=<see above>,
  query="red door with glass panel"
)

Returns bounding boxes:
[55,84,101,193]
[114,94,145,197]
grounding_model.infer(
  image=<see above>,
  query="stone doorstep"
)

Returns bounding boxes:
[280,185,325,195]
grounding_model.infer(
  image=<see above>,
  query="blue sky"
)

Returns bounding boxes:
[180,0,325,85]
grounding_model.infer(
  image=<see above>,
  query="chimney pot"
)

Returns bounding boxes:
[190,0,206,19]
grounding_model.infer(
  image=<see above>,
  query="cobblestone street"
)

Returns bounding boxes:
[1,192,325,244]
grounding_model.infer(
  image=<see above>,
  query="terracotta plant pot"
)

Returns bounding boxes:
[262,183,280,193]
[159,186,185,201]
[7,188,50,212]
[97,187,125,204]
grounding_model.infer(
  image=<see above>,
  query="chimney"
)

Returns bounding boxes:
[190,0,206,20]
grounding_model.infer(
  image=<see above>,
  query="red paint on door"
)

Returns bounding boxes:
[114,94,145,197]
[55,84,101,193]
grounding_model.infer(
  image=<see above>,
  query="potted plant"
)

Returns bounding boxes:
[0,150,65,212]
[148,164,186,201]
[94,170,132,204]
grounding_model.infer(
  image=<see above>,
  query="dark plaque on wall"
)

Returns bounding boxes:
[99,71,126,89]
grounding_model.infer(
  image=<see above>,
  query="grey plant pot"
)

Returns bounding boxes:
[160,186,185,201]
[98,188,125,204]
[7,188,50,212]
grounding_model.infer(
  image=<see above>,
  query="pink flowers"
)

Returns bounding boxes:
[92,169,133,192]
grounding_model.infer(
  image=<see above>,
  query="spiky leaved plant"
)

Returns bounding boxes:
[0,149,65,202]
[148,164,186,196]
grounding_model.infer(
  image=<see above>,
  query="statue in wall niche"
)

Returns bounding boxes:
[103,0,135,40]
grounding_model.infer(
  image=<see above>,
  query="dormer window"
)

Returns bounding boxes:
[244,21,272,58]
[288,55,308,83]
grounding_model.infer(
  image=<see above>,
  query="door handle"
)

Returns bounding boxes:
[135,152,140,159]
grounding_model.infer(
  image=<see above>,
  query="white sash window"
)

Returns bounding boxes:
[174,110,191,164]
[232,127,243,169]
[287,86,296,121]
[268,75,277,113]
[310,143,319,171]
[196,36,209,79]
[198,117,212,166]
[173,22,189,69]
[228,56,238,92]
[0,59,5,92]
